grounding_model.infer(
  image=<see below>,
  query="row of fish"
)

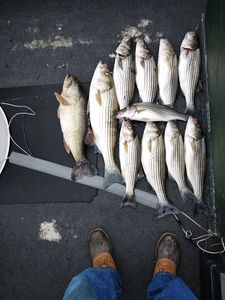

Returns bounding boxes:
[55,61,205,217]
[114,32,200,112]
[120,117,206,216]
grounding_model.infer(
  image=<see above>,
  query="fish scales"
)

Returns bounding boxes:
[113,38,135,109]
[89,62,122,188]
[184,116,206,203]
[179,32,200,112]
[114,54,134,109]
[158,39,178,108]
[165,121,194,203]
[136,39,157,103]
[142,123,168,206]
[55,75,97,181]
[119,120,140,208]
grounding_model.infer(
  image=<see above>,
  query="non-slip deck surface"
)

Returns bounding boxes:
[0,1,209,299]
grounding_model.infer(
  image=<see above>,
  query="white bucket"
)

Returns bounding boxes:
[0,106,10,174]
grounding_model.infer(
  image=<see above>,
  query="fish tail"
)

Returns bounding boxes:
[71,159,97,181]
[177,112,189,121]
[166,103,174,109]
[120,193,137,210]
[155,204,179,219]
[103,166,122,189]
[193,200,205,216]
[180,187,196,204]
[185,97,195,113]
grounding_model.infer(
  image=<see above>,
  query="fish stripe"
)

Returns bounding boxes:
[141,123,168,205]
[136,55,157,103]
[184,129,206,201]
[114,54,135,109]
[179,48,200,110]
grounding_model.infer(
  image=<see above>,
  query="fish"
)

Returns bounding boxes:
[116,102,188,122]
[184,116,206,213]
[113,37,135,109]
[119,120,141,209]
[158,39,178,108]
[141,122,177,217]
[88,61,122,188]
[164,121,195,203]
[178,32,200,112]
[135,38,157,103]
[55,74,97,181]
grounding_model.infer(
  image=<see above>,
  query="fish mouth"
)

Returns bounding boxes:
[123,119,133,129]
[64,74,75,88]
[115,112,123,119]
[116,107,126,119]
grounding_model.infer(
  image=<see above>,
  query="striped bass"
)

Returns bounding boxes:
[113,37,135,109]
[116,103,188,122]
[184,116,206,212]
[89,61,122,188]
[135,38,157,103]
[55,75,97,181]
[179,32,200,112]
[158,39,178,108]
[165,121,195,203]
[119,120,141,209]
[142,122,177,217]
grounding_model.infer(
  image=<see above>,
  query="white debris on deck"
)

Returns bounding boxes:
[119,19,153,43]
[24,35,73,50]
[109,53,116,58]
[39,220,62,243]
[118,19,164,44]
[137,19,153,28]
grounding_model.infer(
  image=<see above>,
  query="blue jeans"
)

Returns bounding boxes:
[63,267,198,300]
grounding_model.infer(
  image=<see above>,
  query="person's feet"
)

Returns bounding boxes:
[89,228,116,269]
[154,233,180,276]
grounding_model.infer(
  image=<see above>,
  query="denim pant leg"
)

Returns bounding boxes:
[63,267,122,300]
[147,272,198,300]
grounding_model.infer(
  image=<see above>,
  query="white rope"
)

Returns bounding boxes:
[172,211,225,255]
[0,102,36,159]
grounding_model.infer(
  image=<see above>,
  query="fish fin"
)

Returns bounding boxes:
[54,92,69,106]
[118,56,123,70]
[123,141,128,153]
[185,105,195,114]
[71,159,97,181]
[196,78,203,94]
[193,200,205,216]
[57,107,60,119]
[120,194,137,210]
[103,167,122,189]
[86,100,90,115]
[94,144,102,155]
[84,127,95,146]
[137,107,147,113]
[168,171,173,180]
[131,65,136,75]
[95,91,102,107]
[155,204,179,219]
[147,141,152,152]
[140,58,145,68]
[166,103,174,108]
[157,96,163,105]
[137,166,145,181]
[180,187,196,204]
[190,141,197,153]
[63,138,70,154]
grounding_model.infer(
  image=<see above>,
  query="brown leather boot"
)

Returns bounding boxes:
[154,233,180,276]
[89,228,116,269]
